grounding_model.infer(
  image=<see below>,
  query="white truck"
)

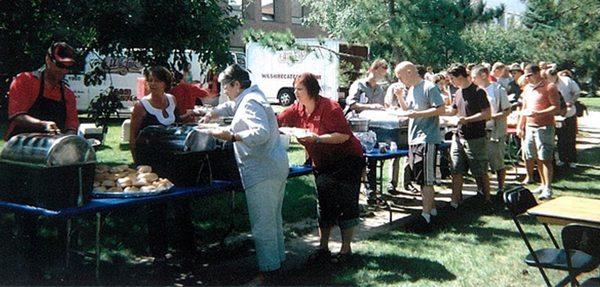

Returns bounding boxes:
[65,51,207,113]
[245,39,344,106]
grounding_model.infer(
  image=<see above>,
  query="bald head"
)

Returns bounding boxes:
[397,61,415,73]
[396,61,421,86]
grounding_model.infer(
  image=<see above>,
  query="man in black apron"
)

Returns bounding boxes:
[4,42,78,280]
[5,42,78,140]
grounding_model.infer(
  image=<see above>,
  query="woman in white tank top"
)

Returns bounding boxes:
[130,66,179,162]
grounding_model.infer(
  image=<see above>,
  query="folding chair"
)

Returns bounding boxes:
[504,186,563,287]
[562,224,600,287]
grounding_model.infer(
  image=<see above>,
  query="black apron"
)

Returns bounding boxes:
[8,71,68,138]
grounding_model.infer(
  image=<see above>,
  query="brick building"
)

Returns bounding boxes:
[228,0,326,51]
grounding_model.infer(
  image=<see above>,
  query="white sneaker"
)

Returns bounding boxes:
[531,186,545,194]
[568,163,577,168]
[556,160,565,167]
[539,188,553,200]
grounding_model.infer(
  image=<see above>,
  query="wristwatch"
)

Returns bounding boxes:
[315,136,321,144]
[230,132,237,142]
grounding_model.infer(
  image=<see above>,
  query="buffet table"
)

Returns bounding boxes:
[0,165,314,280]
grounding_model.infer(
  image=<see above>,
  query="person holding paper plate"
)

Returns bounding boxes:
[517,64,561,200]
[278,72,365,265]
[201,64,289,285]
[544,67,581,168]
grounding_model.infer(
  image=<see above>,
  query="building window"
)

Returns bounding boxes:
[229,0,243,18]
[291,0,305,24]
[261,0,274,21]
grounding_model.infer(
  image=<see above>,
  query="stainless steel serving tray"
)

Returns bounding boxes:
[91,187,175,198]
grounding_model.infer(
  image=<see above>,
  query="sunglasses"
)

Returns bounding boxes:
[48,53,73,70]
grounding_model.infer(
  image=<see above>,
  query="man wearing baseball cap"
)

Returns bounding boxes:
[507,63,523,100]
[517,64,560,200]
[5,42,79,140]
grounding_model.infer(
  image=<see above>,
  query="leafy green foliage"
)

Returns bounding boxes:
[521,0,600,92]
[299,0,504,69]
[0,0,242,131]
[459,24,537,64]
[87,88,124,137]
[0,0,242,91]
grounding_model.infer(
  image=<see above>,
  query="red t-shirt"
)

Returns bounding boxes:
[277,96,363,170]
[523,80,560,127]
[5,71,79,140]
[170,82,209,114]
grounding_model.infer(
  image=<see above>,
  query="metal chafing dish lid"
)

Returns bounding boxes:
[0,133,96,166]
[137,125,217,152]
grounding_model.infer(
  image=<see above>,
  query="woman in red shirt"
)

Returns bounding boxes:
[278,73,365,264]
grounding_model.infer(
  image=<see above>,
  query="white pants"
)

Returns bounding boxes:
[245,178,286,271]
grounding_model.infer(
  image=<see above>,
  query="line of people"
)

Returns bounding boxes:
[344,58,580,233]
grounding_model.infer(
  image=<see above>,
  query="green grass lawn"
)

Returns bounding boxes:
[1,120,599,286]
[580,97,600,112]
[279,146,600,287]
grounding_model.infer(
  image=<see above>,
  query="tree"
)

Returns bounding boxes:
[0,0,241,94]
[521,0,600,93]
[299,0,504,69]
[0,0,242,123]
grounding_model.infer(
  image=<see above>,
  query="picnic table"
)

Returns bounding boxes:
[527,196,600,227]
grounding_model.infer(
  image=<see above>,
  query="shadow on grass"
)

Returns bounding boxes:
[283,176,317,223]
[280,253,456,286]
[94,144,113,151]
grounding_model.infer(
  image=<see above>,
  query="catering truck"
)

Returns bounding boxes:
[246,39,367,106]
[65,51,207,113]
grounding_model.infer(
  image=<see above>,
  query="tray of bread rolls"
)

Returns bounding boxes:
[92,164,175,198]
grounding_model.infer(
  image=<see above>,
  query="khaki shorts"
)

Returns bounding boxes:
[451,135,489,177]
[488,135,506,172]
[524,125,555,161]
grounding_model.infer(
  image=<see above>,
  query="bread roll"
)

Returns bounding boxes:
[93,186,107,192]
[137,165,152,173]
[102,179,116,187]
[117,177,133,188]
[140,186,157,192]
[93,181,101,187]
[109,164,129,173]
[124,186,140,193]
[95,165,109,173]
[156,183,168,191]
[137,173,158,182]
[132,178,149,187]
[107,186,123,192]
[94,174,107,181]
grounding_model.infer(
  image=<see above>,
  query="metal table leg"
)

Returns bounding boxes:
[65,219,72,269]
[378,159,394,222]
[95,212,101,281]
[378,159,384,195]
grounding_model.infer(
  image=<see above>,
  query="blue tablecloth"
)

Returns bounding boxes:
[364,149,409,160]
[0,166,315,219]
[0,180,234,218]
[364,141,450,160]
[288,165,313,177]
